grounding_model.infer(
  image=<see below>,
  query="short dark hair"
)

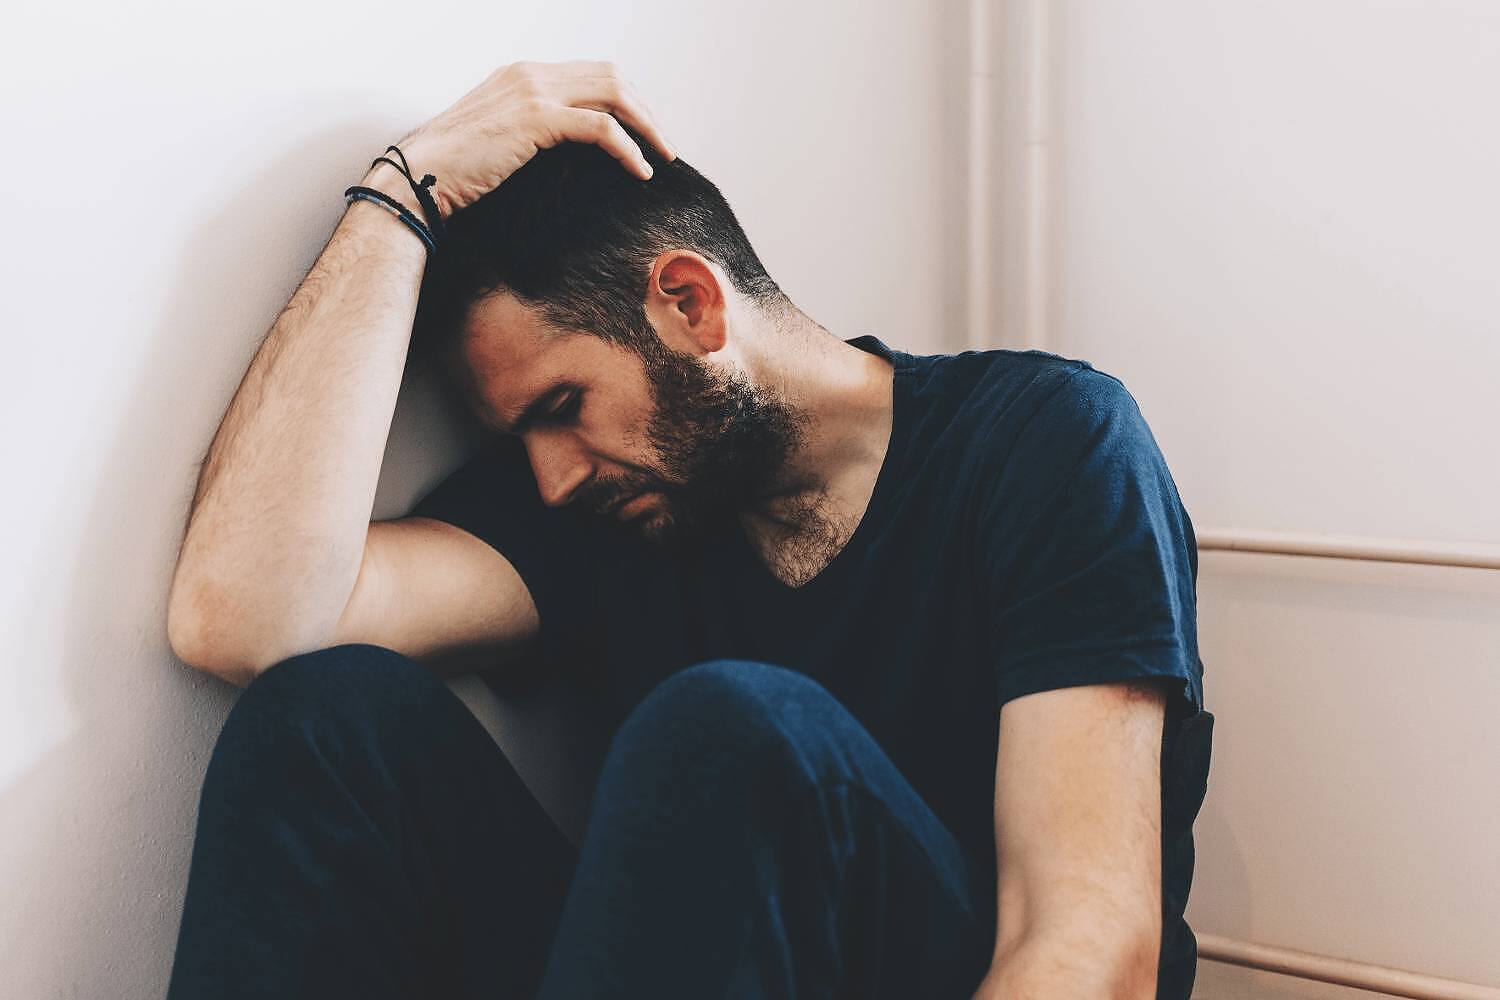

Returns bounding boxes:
[408,122,794,384]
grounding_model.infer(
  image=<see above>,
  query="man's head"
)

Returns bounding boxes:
[412,126,810,548]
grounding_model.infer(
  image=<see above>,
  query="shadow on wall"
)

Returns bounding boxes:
[0,122,480,1000]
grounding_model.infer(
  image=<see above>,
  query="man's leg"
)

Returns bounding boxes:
[535,659,997,1000]
[165,643,578,1000]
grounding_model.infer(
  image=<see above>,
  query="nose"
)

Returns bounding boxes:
[523,433,593,508]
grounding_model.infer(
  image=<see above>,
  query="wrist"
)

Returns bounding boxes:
[364,140,455,223]
[358,162,426,218]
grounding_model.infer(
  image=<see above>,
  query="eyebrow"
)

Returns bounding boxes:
[494,381,577,436]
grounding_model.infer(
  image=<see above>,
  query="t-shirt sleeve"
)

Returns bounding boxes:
[407,434,602,676]
[975,365,1204,718]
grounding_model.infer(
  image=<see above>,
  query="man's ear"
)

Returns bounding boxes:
[643,250,728,356]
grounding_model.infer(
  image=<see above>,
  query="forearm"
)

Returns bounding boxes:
[167,162,431,683]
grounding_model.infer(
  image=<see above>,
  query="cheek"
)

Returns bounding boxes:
[576,411,654,478]
[595,392,659,456]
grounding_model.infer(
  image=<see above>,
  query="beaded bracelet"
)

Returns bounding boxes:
[342,143,448,255]
[343,186,438,255]
[369,144,448,245]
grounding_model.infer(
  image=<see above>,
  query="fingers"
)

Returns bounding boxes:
[527,60,676,163]
[489,60,678,180]
[552,58,623,78]
[561,75,677,163]
[547,107,656,180]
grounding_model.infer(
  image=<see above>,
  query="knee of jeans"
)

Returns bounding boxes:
[212,643,442,764]
[611,659,834,782]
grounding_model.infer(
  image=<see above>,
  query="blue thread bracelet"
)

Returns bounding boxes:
[343,186,438,254]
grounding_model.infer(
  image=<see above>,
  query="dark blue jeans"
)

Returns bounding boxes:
[165,644,998,999]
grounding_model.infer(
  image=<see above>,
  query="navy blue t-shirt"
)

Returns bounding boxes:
[410,335,1214,996]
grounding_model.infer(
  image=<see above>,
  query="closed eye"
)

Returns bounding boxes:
[545,391,583,423]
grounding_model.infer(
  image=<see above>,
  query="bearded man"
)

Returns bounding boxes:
[165,59,1214,1000]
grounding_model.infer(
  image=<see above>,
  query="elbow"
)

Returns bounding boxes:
[983,927,1159,1000]
[166,587,272,689]
[167,613,256,689]
[1113,933,1162,1000]
[166,584,212,672]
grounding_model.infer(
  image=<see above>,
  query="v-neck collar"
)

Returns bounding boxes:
[724,334,913,597]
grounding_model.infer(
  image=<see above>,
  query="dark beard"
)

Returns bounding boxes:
[578,338,809,550]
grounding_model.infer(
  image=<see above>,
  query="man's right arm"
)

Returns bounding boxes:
[165,60,675,688]
[165,162,531,686]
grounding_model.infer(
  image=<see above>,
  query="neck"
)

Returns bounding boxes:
[739,314,896,535]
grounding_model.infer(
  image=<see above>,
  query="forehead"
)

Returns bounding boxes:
[455,291,640,428]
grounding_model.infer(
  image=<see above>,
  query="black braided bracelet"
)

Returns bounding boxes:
[369,144,448,245]
[342,185,438,255]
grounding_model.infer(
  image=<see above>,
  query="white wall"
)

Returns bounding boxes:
[991,0,1500,989]
[0,2,976,996]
